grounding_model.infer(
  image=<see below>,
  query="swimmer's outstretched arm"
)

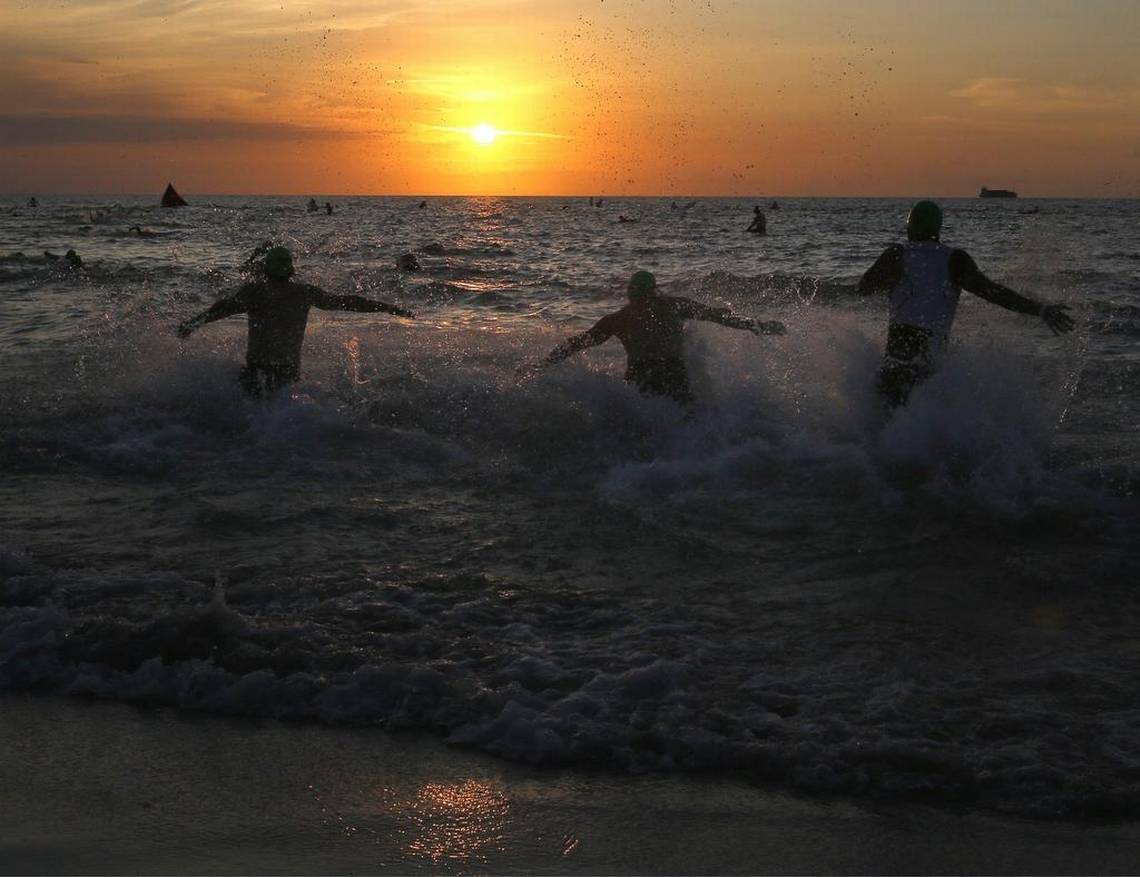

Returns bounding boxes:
[177,290,249,337]
[310,289,415,319]
[950,250,1076,335]
[677,298,786,335]
[857,244,903,295]
[542,320,614,366]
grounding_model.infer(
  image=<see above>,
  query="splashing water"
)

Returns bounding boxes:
[1,196,1138,817]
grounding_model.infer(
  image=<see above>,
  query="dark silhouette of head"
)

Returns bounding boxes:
[263,246,294,281]
[627,270,658,303]
[907,200,943,242]
[397,252,421,272]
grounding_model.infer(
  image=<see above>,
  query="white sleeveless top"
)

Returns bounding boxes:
[889,241,960,339]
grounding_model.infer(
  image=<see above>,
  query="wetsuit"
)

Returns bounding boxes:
[546,295,760,404]
[859,241,1046,408]
[878,241,959,407]
[180,280,410,396]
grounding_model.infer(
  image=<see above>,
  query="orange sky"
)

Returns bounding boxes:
[1,0,1138,196]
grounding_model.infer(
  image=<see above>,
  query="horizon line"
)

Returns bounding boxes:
[4,192,1136,201]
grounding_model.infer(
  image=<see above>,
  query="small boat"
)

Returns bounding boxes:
[160,183,188,208]
[979,187,1017,199]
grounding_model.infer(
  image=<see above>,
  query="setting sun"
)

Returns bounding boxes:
[470,124,497,146]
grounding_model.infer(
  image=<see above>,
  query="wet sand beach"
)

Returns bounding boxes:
[3,693,1140,875]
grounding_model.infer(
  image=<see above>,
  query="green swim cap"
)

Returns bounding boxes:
[628,270,657,301]
[263,246,294,280]
[907,200,942,241]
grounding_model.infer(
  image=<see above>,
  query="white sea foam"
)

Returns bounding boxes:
[1,197,1137,818]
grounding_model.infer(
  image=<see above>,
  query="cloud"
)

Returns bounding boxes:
[0,113,377,146]
[1,0,469,40]
[950,77,1140,117]
[425,124,569,140]
[127,0,209,17]
[950,77,1025,108]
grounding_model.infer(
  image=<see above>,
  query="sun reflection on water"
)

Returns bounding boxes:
[402,779,511,866]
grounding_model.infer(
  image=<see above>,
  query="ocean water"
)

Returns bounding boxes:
[1,195,1138,819]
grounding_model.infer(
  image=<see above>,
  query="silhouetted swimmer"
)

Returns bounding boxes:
[618,215,638,223]
[27,197,38,208]
[307,198,319,213]
[537,270,785,404]
[769,200,780,210]
[177,246,415,397]
[746,206,767,234]
[325,202,333,215]
[418,200,427,209]
[858,199,1076,410]
[129,225,156,238]
[396,252,421,272]
[42,249,82,268]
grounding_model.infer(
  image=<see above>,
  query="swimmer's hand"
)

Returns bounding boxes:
[1041,304,1075,336]
[752,320,786,336]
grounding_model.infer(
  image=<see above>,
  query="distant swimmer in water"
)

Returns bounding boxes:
[418,200,427,209]
[858,199,1076,410]
[177,246,415,397]
[618,215,638,223]
[325,202,334,216]
[42,249,83,268]
[307,198,319,213]
[129,225,157,238]
[396,252,421,271]
[746,206,767,234]
[27,197,38,208]
[537,270,785,404]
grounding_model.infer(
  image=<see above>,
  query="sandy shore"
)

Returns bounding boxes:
[1,693,1138,875]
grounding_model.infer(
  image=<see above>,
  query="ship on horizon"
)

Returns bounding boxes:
[979,186,1018,198]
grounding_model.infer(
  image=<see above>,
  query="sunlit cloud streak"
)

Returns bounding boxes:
[0,114,379,146]
[425,124,570,140]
